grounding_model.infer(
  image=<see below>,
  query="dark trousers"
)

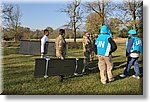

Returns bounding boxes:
[59,75,64,82]
[124,57,140,76]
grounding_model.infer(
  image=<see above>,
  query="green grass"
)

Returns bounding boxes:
[2,44,143,95]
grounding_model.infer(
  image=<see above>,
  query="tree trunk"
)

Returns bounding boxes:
[73,2,77,44]
[129,0,137,30]
[73,28,76,43]
[102,0,105,25]
[132,2,137,30]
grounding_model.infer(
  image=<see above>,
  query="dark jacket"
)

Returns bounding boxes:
[108,38,117,54]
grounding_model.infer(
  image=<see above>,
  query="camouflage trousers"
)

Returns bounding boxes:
[98,55,114,83]
[83,51,91,72]
[56,50,66,59]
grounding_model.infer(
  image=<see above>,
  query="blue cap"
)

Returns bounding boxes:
[100,25,108,34]
[128,30,136,35]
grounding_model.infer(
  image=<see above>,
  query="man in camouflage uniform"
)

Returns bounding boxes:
[55,29,66,82]
[82,32,92,73]
[55,29,66,60]
[91,34,98,61]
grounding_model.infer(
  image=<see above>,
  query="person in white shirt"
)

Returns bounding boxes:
[41,29,49,58]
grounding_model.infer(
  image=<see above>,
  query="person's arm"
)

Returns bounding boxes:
[58,39,63,50]
[94,45,97,55]
[93,40,97,54]
[126,38,134,57]
[108,38,117,54]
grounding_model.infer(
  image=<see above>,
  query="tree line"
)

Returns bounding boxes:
[2,0,143,42]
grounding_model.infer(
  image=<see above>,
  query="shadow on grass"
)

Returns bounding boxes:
[128,66,143,77]
[113,61,127,70]
[64,68,99,80]
[114,66,143,82]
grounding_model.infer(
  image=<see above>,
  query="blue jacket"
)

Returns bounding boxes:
[126,36,143,56]
[95,34,117,56]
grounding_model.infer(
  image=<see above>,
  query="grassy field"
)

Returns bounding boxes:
[2,43,143,95]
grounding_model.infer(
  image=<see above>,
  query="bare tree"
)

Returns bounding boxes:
[2,4,22,42]
[61,0,83,43]
[85,13,101,34]
[83,0,113,26]
[117,0,143,31]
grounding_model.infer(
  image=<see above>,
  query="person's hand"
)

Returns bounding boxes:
[60,56,64,60]
[95,55,99,58]
[41,53,44,58]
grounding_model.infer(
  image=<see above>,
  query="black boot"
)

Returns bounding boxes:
[59,75,64,82]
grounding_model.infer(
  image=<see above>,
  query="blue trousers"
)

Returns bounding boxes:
[124,57,140,76]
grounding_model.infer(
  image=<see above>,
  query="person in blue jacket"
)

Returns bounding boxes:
[120,30,143,79]
[95,25,117,84]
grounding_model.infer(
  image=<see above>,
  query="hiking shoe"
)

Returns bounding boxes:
[44,75,48,78]
[60,78,64,82]
[59,75,64,82]
[101,81,107,84]
[109,78,115,82]
[132,75,140,79]
[74,73,78,76]
[119,74,126,78]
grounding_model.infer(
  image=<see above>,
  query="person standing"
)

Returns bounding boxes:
[55,29,66,82]
[82,32,92,73]
[55,29,66,60]
[95,25,117,84]
[90,34,98,61]
[41,29,49,58]
[92,34,98,58]
[120,30,143,79]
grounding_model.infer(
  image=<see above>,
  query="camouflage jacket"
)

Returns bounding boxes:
[82,35,92,52]
[55,35,66,53]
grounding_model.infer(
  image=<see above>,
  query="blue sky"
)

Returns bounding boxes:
[2,0,128,31]
[2,0,89,31]
[18,3,69,30]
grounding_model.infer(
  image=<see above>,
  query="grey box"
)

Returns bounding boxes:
[19,40,56,56]
[34,58,84,77]
[34,58,46,77]
[48,58,76,76]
